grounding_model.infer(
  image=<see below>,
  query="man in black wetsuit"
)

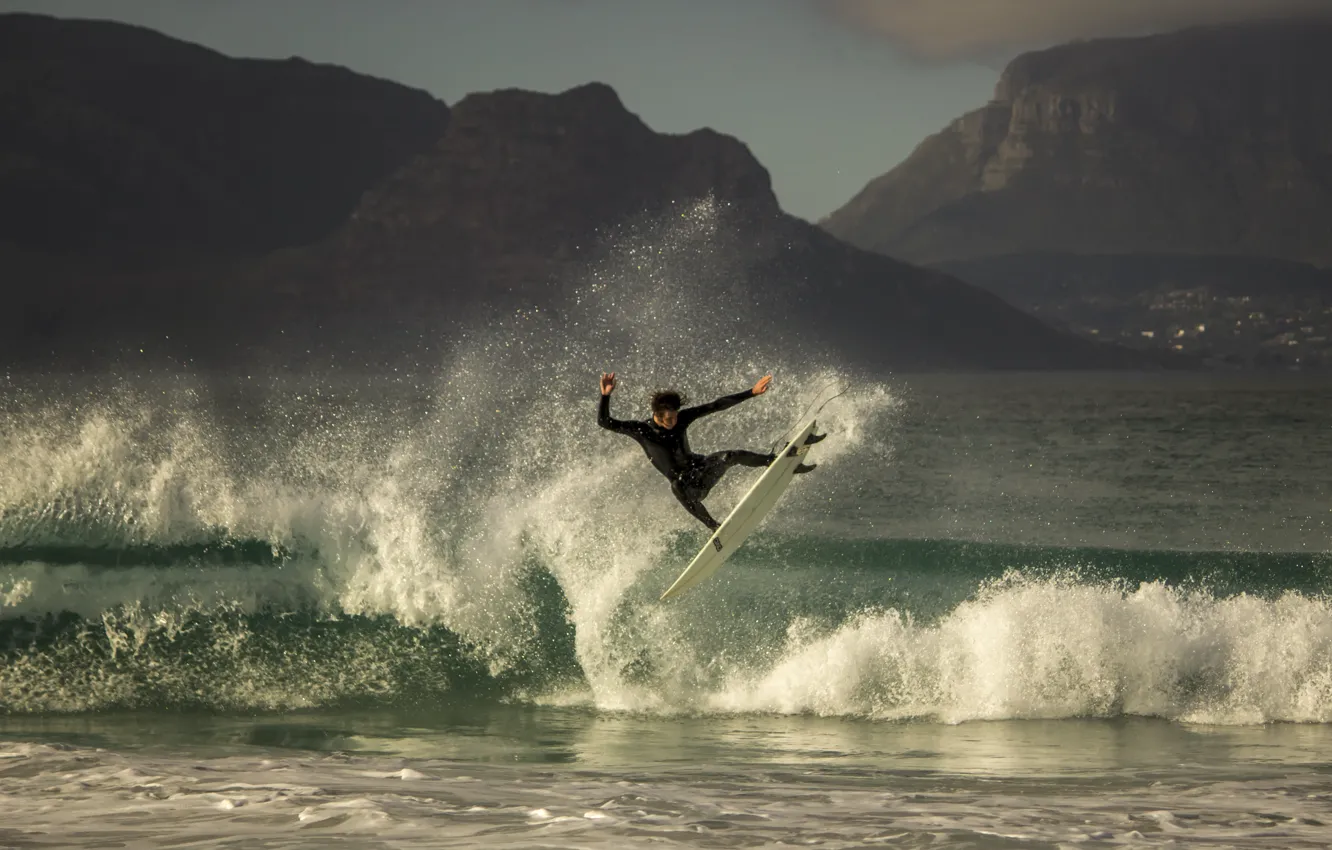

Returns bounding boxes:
[598,371,818,531]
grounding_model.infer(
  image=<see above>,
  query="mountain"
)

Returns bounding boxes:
[314,82,781,306]
[821,20,1332,267]
[820,19,1332,368]
[199,83,1150,371]
[0,13,449,264]
[0,15,1148,372]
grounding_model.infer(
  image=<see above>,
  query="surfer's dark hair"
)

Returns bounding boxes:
[650,390,684,414]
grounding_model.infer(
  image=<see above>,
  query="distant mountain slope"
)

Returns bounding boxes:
[822,20,1332,267]
[266,82,1146,371]
[0,13,450,263]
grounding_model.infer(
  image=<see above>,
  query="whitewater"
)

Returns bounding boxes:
[4,203,1332,847]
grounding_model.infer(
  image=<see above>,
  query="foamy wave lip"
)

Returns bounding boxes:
[0,408,233,547]
[712,573,1332,725]
[0,561,324,620]
[1,576,32,607]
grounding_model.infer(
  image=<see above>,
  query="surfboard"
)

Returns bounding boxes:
[659,418,821,600]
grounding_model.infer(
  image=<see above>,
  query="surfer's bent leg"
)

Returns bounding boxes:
[670,477,720,531]
[696,450,771,491]
[668,451,772,532]
[718,449,773,469]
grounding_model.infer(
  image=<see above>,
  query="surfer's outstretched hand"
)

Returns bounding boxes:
[600,372,616,396]
[751,374,772,396]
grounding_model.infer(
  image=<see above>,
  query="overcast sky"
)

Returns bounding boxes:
[4,0,1326,220]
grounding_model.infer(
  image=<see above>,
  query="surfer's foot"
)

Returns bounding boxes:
[765,452,779,465]
[804,432,828,445]
[793,463,818,474]
[705,519,721,532]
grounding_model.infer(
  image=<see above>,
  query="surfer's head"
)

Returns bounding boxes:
[650,390,683,429]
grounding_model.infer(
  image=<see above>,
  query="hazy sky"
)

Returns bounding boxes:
[824,0,1332,59]
[5,0,1325,220]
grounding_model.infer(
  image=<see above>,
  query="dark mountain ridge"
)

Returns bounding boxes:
[0,12,450,263]
[822,19,1332,267]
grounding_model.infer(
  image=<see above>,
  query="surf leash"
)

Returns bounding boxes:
[769,380,848,452]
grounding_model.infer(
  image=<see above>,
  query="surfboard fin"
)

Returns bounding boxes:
[804,432,828,445]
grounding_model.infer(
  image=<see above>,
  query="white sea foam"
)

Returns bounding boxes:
[4,724,1332,849]
[713,572,1332,724]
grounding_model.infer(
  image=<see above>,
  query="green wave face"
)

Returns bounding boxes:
[4,528,1330,721]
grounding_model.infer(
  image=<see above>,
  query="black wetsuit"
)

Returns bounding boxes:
[598,390,773,530]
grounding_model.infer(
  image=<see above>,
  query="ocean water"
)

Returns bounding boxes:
[3,367,1330,848]
[3,211,1332,847]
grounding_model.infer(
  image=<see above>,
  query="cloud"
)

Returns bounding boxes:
[817,0,1332,61]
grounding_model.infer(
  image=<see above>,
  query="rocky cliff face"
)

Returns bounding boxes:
[822,20,1332,266]
[320,83,780,301]
[0,13,449,263]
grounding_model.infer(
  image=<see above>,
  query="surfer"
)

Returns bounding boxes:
[598,372,819,531]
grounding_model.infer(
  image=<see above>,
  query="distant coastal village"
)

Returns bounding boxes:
[1035,289,1332,370]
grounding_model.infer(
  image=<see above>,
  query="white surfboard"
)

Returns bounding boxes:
[659,418,821,600]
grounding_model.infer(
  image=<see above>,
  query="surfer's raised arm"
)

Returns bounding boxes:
[677,374,772,427]
[597,372,635,435]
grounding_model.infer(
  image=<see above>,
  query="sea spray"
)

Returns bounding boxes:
[0,200,898,713]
